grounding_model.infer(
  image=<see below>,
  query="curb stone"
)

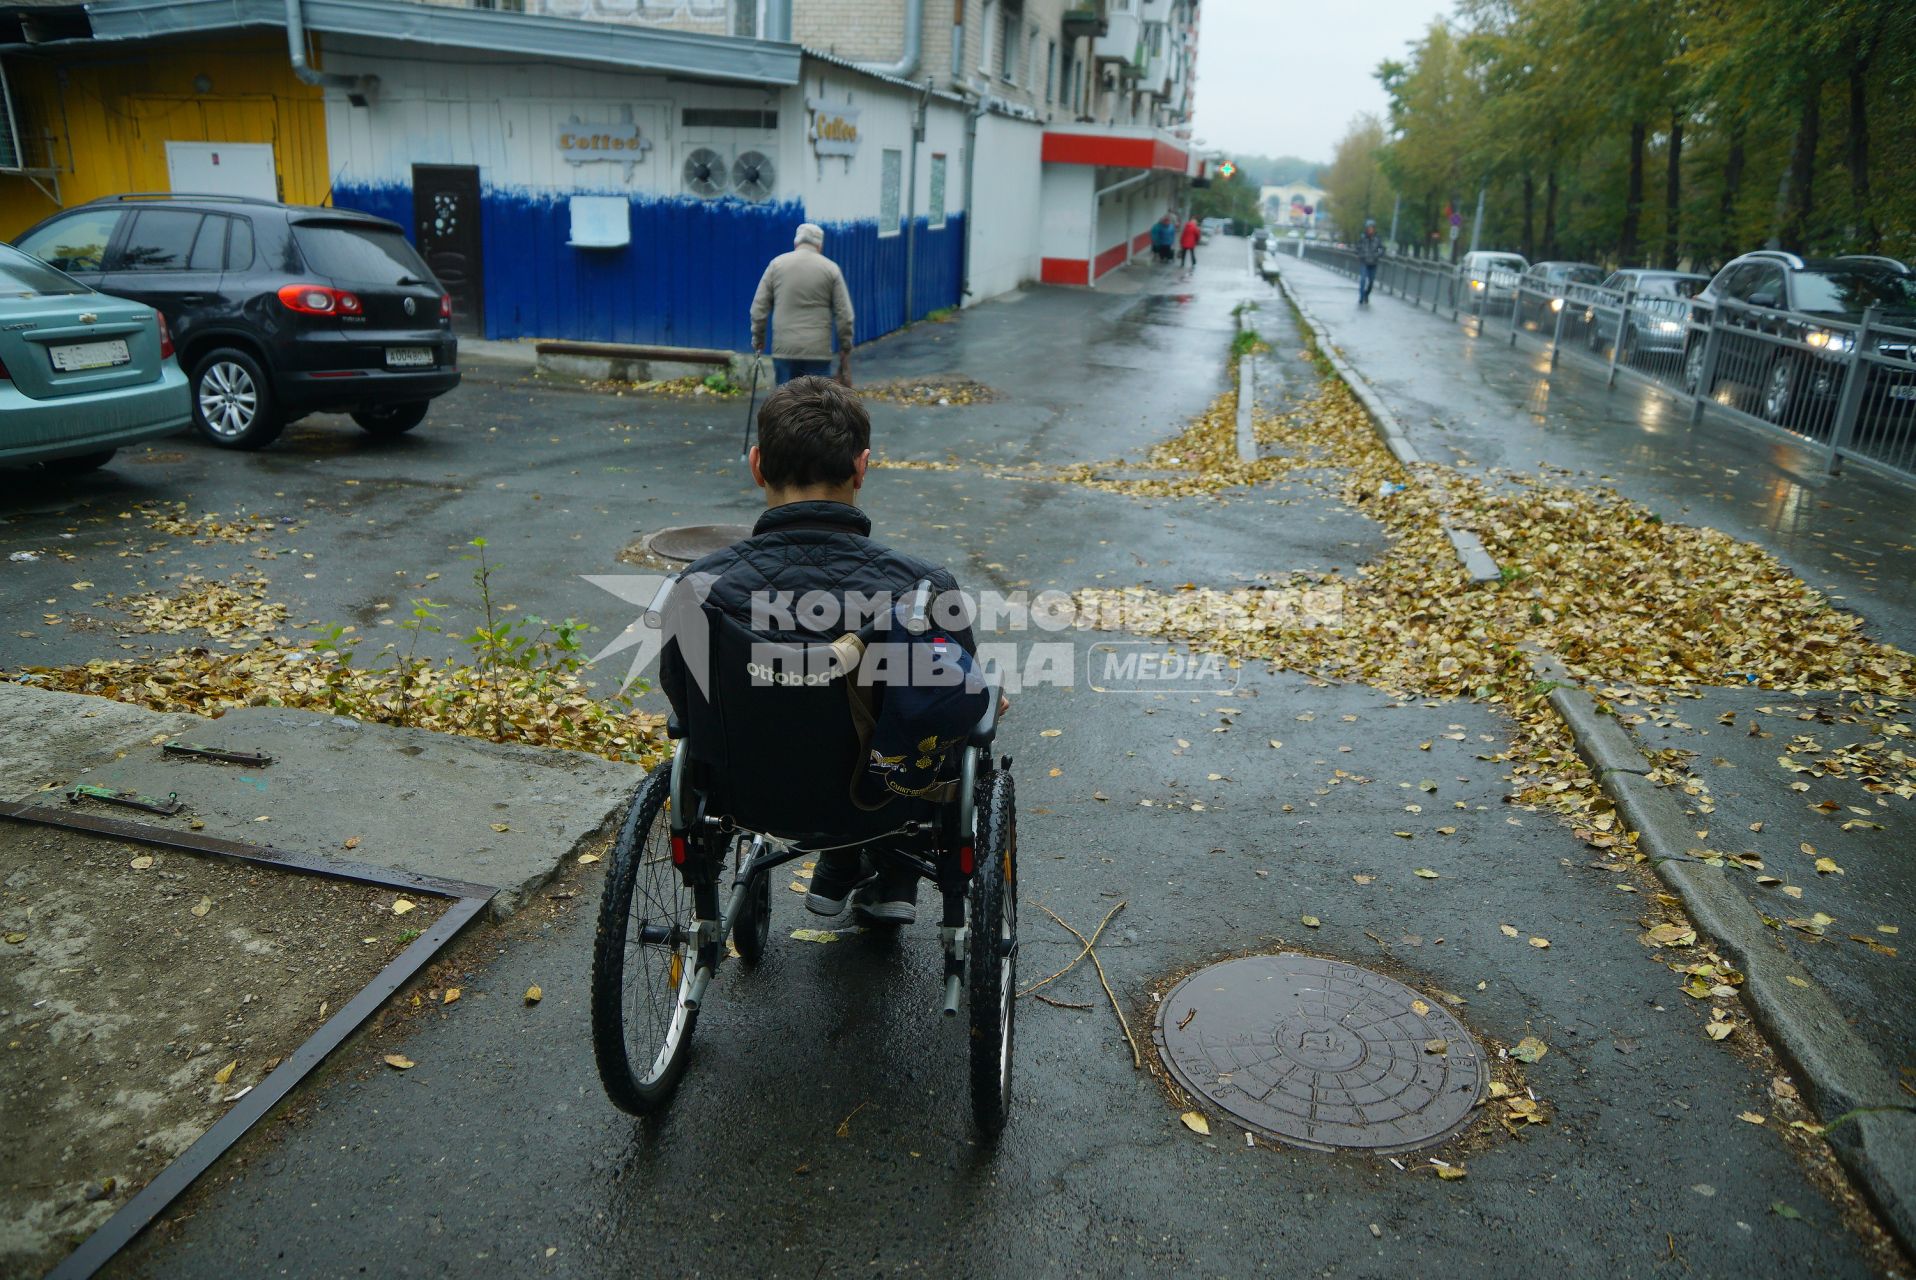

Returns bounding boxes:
[1543,670,1916,1251]
[1266,263,1505,585]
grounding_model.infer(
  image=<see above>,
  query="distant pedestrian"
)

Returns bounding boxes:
[751,223,855,386]
[1152,214,1176,263]
[1356,218,1383,305]
[1178,217,1201,269]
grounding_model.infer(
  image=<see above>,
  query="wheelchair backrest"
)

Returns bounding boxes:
[678,604,899,840]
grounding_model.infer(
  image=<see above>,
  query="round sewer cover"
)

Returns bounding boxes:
[642,524,754,562]
[1154,953,1487,1153]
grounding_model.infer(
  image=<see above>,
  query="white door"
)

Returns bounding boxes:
[164,142,278,201]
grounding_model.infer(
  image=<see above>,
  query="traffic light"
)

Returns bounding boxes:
[1217,161,1236,179]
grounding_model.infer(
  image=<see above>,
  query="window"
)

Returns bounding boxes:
[118,209,204,272]
[998,4,1019,81]
[1060,44,1076,111]
[292,222,434,284]
[16,209,122,274]
[188,215,228,271]
[682,108,778,129]
[1045,39,1057,102]
[979,0,995,75]
[225,217,255,271]
[879,148,903,236]
[929,154,947,229]
[0,243,88,297]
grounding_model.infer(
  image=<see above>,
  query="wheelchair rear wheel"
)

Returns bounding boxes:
[968,767,1018,1135]
[591,768,699,1114]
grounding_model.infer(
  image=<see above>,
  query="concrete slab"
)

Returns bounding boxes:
[0,684,640,918]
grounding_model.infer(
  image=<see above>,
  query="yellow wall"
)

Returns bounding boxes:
[0,34,330,239]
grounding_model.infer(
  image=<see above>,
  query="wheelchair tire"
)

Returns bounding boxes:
[591,768,699,1115]
[730,855,771,966]
[968,767,1017,1136]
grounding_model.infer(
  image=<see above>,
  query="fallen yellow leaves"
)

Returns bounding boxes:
[1509,1036,1548,1064]
[1180,1111,1211,1136]
[383,1054,415,1070]
[524,986,543,1004]
[213,1060,237,1084]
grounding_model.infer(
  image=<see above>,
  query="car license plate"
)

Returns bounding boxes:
[49,339,130,372]
[385,347,434,369]
[1888,385,1916,401]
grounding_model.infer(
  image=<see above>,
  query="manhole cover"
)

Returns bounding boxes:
[1154,953,1486,1153]
[643,524,753,562]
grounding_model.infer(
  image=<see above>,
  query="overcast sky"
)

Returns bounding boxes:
[1191,0,1453,165]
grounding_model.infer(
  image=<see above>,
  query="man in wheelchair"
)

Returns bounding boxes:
[595,376,1018,1131]
[657,375,1001,926]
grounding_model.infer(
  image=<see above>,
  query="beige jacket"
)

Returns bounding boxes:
[750,246,855,359]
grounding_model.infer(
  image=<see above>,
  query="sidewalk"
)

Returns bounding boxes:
[1270,254,1916,651]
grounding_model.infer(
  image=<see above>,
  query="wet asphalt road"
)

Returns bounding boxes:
[0,255,1897,1277]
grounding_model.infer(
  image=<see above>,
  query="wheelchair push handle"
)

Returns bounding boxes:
[643,574,679,628]
[902,578,933,634]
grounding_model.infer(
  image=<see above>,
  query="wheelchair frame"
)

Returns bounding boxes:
[590,680,1017,1134]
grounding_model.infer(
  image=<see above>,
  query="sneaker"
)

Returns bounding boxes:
[851,867,918,926]
[805,853,869,917]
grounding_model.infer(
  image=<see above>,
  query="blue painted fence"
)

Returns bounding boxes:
[332,183,965,352]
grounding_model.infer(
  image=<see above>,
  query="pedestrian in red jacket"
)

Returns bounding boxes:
[1178,218,1201,268]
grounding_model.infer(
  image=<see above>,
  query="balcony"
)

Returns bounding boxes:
[1094,10,1142,71]
[1061,6,1107,39]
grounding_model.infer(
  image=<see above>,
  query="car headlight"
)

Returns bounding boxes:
[1549,297,1565,312]
[1805,329,1854,353]
[1654,320,1682,334]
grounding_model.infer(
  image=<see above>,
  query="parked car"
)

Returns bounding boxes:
[1681,250,1916,430]
[1513,260,1603,326]
[13,193,460,450]
[1582,269,1708,361]
[1459,251,1528,310]
[0,241,188,473]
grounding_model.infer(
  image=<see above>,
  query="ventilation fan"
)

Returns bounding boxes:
[682,147,727,199]
[732,151,776,202]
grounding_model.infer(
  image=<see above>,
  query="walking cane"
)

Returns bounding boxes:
[738,355,762,461]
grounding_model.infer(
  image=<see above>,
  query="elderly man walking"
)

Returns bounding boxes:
[751,222,856,386]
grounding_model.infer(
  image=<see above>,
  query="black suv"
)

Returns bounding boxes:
[1682,250,1916,429]
[13,194,459,449]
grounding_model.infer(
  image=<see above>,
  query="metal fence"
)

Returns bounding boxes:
[1281,244,1916,486]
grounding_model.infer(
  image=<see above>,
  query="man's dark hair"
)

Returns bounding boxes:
[755,376,872,488]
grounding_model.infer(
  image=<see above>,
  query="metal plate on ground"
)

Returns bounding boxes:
[1154,953,1486,1153]
[643,524,753,562]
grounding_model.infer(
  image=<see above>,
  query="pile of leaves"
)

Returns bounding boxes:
[1072,376,1915,852]
[858,375,998,407]
[584,374,740,399]
[134,502,284,544]
[1049,384,1372,498]
[10,636,666,767]
[116,572,287,646]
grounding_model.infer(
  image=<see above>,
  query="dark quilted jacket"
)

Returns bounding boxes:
[657,500,973,725]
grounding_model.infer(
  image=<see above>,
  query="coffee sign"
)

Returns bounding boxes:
[556,111,653,182]
[807,98,861,157]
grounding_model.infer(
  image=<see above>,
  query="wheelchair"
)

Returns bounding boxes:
[589,579,1019,1134]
